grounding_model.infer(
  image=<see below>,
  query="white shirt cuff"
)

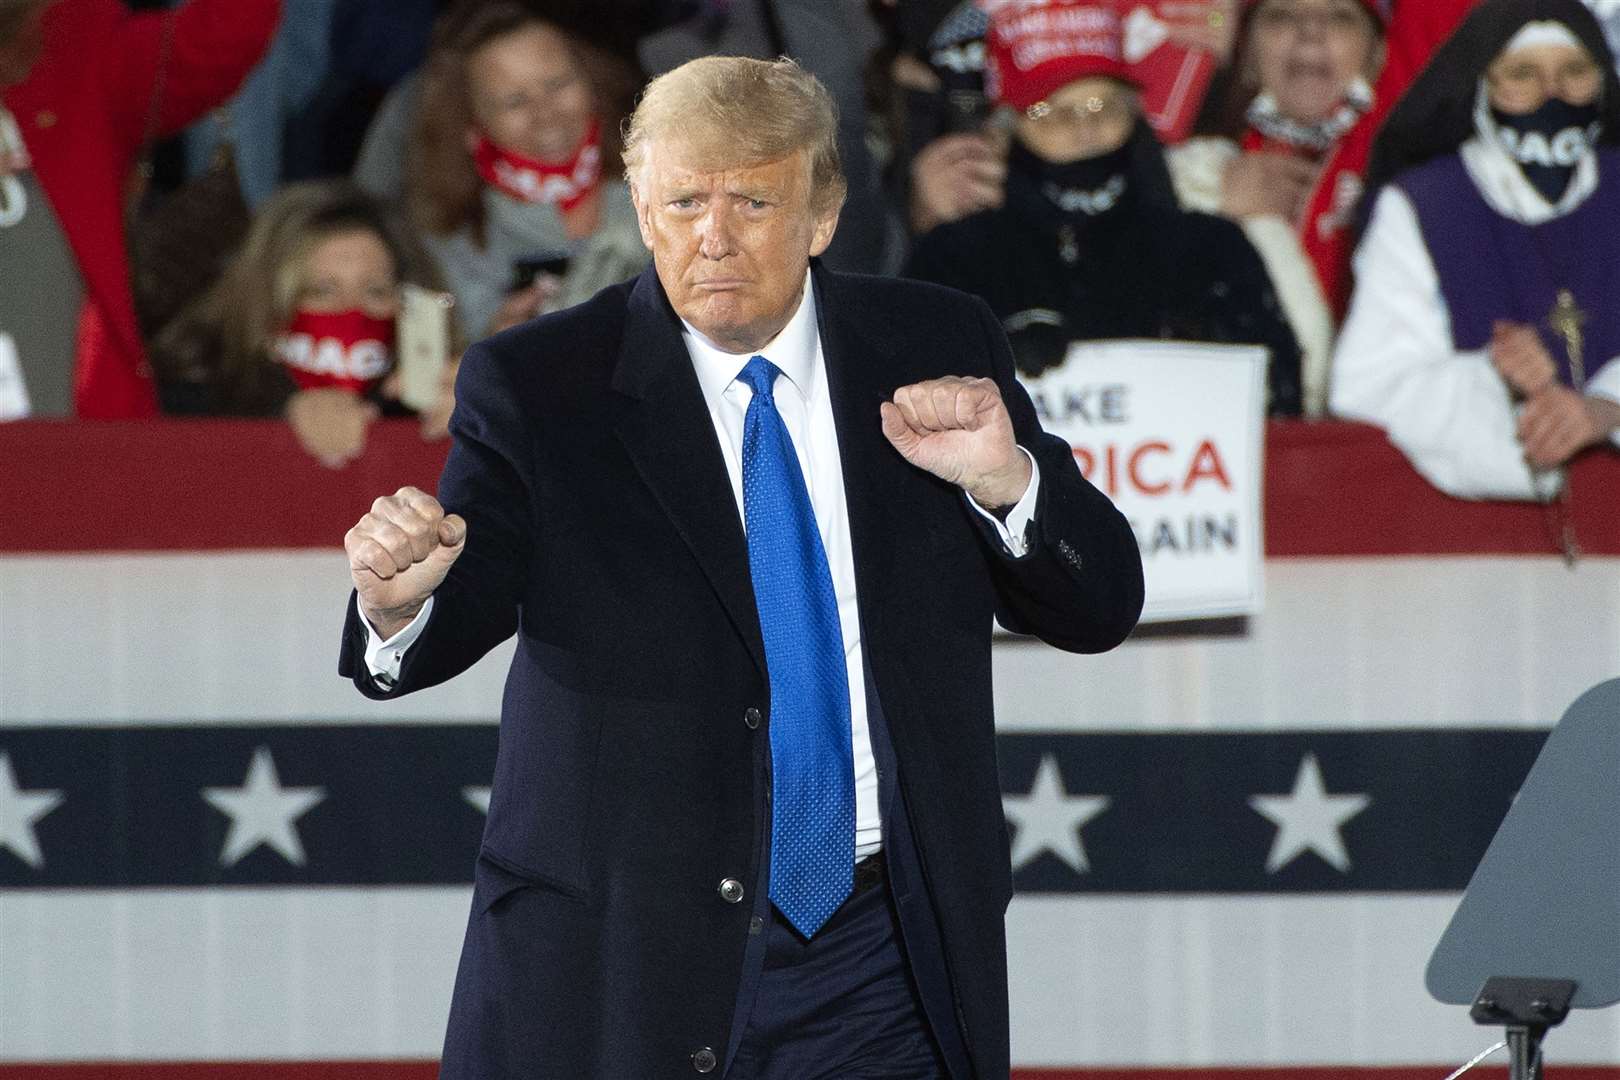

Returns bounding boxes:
[359,594,435,687]
[1586,357,1620,449]
[965,446,1040,557]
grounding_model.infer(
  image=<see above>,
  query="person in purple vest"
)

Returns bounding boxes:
[1331,0,1620,500]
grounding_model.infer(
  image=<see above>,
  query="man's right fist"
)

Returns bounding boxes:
[346,486,466,637]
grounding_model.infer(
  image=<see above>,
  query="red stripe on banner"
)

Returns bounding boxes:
[1258,420,1620,557]
[5,418,1620,556]
[3,1067,1619,1080]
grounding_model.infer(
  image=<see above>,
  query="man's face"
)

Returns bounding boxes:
[631,141,840,354]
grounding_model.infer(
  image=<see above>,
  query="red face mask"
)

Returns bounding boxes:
[273,309,396,394]
[472,118,602,212]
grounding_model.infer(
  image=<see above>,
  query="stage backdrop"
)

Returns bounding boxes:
[3,419,1620,1079]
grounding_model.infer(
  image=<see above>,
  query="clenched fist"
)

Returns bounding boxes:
[879,377,1032,510]
[346,486,466,637]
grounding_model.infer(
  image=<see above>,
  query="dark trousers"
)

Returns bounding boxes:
[725,863,950,1080]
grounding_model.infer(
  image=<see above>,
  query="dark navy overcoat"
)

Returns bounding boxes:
[341,261,1144,1079]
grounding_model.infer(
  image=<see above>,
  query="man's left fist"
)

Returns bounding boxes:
[880,376,1032,509]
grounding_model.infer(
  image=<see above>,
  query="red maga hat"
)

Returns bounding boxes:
[985,1,1133,112]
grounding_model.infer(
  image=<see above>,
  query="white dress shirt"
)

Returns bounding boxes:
[362,271,1041,863]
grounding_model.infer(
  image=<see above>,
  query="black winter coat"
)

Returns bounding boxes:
[906,155,1304,415]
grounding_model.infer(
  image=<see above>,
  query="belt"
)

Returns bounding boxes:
[851,850,887,896]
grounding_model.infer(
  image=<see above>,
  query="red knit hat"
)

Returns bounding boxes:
[985,1,1133,113]
[1244,0,1392,29]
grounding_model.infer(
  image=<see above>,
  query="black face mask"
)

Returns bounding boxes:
[1008,138,1133,219]
[1490,97,1603,203]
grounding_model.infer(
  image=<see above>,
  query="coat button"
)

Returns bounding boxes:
[743,706,761,730]
[718,878,745,904]
[691,1046,718,1073]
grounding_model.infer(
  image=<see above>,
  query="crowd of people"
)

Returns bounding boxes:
[3,0,1619,504]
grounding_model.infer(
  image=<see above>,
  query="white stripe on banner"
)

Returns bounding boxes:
[996,556,1620,733]
[1006,896,1620,1065]
[4,892,1619,1063]
[0,889,468,1060]
[0,552,512,725]
[4,553,1616,729]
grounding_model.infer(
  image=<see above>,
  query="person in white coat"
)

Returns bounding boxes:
[1332,0,1620,501]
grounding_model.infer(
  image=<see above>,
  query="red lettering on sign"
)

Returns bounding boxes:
[1074,446,1096,483]
[1073,438,1234,497]
[1184,438,1231,492]
[1128,441,1171,496]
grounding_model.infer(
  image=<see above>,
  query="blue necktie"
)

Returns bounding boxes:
[737,355,854,938]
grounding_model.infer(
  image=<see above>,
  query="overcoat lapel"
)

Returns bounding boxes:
[611,268,767,678]
[811,264,904,642]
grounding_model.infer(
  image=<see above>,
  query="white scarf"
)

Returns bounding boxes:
[1246,77,1374,154]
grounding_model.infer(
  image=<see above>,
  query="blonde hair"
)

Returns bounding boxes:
[152,180,448,414]
[622,56,846,215]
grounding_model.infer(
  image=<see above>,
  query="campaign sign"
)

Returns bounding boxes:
[1023,339,1266,622]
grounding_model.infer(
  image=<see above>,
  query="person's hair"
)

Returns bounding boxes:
[1192,0,1385,139]
[1358,0,1620,232]
[0,2,43,46]
[152,180,447,415]
[405,0,639,241]
[622,55,848,216]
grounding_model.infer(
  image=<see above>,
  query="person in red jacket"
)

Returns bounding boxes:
[0,0,279,419]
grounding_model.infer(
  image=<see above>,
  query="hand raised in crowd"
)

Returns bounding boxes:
[1518,388,1620,470]
[346,486,466,638]
[487,275,563,337]
[910,133,1007,236]
[286,387,380,469]
[880,376,1032,510]
[1163,0,1240,65]
[1221,151,1318,222]
[1490,321,1558,398]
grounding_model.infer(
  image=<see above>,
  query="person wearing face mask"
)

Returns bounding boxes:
[905,0,1302,415]
[150,180,457,469]
[1167,0,1389,416]
[872,0,1237,247]
[1332,0,1620,502]
[398,2,648,341]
